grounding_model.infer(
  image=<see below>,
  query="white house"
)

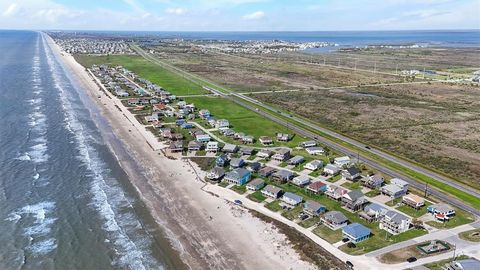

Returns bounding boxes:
[292,175,311,186]
[334,156,351,167]
[206,141,219,152]
[306,147,325,155]
[304,160,323,171]
[324,164,340,175]
[215,119,230,129]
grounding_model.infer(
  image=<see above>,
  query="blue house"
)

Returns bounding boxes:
[216,154,229,167]
[181,123,194,129]
[303,200,327,216]
[342,223,371,243]
[224,168,251,186]
[175,119,186,126]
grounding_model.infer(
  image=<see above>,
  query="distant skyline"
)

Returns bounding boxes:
[1,0,479,31]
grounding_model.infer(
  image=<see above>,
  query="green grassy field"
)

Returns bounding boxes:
[426,208,475,229]
[184,96,305,147]
[282,205,303,221]
[339,228,427,255]
[265,200,283,212]
[396,202,432,218]
[247,190,266,202]
[75,55,208,96]
[298,216,320,228]
[312,225,343,243]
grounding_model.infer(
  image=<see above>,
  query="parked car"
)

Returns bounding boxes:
[407,257,417,263]
[346,261,354,269]
[234,200,242,205]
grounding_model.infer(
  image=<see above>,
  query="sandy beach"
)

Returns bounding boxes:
[43,33,317,270]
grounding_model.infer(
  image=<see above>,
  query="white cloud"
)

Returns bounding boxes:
[2,3,17,17]
[165,7,187,15]
[242,10,265,20]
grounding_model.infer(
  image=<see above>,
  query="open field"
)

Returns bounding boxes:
[458,228,480,242]
[377,240,451,264]
[74,54,208,95]
[145,44,480,191]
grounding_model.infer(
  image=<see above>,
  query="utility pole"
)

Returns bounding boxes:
[395,63,398,75]
[323,57,326,65]
[424,183,428,198]
[354,59,357,71]
[374,61,377,73]
[338,58,341,67]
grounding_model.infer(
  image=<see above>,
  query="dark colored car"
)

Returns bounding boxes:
[346,261,354,268]
[342,238,350,243]
[407,257,417,263]
[365,145,371,149]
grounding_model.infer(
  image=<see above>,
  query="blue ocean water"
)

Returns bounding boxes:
[0,30,181,270]
[74,30,480,47]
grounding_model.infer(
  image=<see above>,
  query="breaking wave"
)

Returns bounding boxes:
[41,33,162,270]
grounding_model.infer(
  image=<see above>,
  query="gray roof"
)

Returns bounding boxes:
[451,259,480,270]
[230,158,244,167]
[247,178,265,187]
[289,155,305,163]
[263,185,282,194]
[432,203,455,213]
[223,143,238,152]
[304,200,325,212]
[225,168,250,180]
[282,192,303,203]
[382,183,403,194]
[365,203,387,214]
[276,148,290,155]
[324,211,348,224]
[345,189,364,201]
[385,210,409,224]
[275,170,294,179]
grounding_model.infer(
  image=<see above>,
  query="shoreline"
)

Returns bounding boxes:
[43,33,318,269]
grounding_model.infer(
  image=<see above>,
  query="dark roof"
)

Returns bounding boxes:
[346,167,360,175]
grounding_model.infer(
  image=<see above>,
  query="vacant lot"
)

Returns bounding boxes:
[255,82,480,188]
[148,45,480,189]
[75,54,208,96]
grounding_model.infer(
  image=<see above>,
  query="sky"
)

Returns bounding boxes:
[0,0,479,31]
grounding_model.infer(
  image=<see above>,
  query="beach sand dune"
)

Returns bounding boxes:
[44,33,315,270]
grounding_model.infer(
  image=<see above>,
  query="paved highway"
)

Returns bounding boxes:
[132,45,480,216]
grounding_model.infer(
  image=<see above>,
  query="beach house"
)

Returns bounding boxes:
[323,164,340,175]
[380,210,411,235]
[342,223,371,243]
[292,175,311,186]
[304,160,323,171]
[322,211,349,230]
[334,156,351,167]
[272,148,290,161]
[224,168,251,186]
[305,147,325,155]
[261,185,283,199]
[402,194,425,209]
[341,167,361,181]
[246,178,265,191]
[428,203,455,221]
[306,181,327,194]
[281,192,303,206]
[303,200,326,216]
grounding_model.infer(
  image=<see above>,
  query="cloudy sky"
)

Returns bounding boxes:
[0,0,479,31]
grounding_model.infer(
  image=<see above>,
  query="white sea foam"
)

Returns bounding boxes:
[41,34,162,270]
[16,153,31,161]
[6,201,57,242]
[29,238,57,256]
[33,173,40,180]
[29,143,49,163]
